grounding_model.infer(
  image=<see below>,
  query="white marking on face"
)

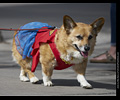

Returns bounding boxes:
[72,39,86,52]
[79,45,85,52]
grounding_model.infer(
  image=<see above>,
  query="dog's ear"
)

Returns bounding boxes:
[63,15,77,34]
[90,17,105,35]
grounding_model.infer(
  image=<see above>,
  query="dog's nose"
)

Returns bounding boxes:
[84,45,90,51]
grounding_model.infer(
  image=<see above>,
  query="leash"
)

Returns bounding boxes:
[0,26,56,31]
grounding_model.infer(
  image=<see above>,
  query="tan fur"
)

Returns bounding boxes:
[12,15,105,87]
[39,44,56,77]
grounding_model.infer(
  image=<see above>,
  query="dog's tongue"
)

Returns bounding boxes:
[81,51,88,58]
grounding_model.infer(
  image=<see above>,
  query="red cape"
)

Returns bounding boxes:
[31,27,73,72]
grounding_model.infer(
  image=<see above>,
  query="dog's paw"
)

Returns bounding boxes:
[19,75,29,82]
[44,81,53,87]
[30,77,39,84]
[77,74,92,89]
[80,82,92,89]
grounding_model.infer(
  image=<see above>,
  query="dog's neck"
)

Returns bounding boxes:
[55,26,69,57]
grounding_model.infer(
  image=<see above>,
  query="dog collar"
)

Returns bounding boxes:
[61,57,74,65]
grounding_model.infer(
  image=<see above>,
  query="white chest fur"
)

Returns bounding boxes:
[60,50,84,64]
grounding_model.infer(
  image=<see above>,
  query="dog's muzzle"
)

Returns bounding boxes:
[74,44,89,58]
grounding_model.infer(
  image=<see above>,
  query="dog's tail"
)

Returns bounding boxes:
[13,30,18,37]
[12,30,18,50]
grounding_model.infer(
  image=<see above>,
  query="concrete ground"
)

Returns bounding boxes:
[0,40,116,96]
[0,3,116,96]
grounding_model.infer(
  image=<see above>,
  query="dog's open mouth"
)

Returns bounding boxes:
[74,44,88,58]
[80,51,88,58]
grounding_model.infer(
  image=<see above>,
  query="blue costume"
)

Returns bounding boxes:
[15,22,52,59]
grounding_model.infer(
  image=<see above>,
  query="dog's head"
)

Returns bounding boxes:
[63,15,105,58]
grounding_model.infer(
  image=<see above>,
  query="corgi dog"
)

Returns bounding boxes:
[12,15,105,89]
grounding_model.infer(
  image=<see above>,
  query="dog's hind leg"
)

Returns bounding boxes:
[21,59,39,84]
[24,68,39,84]
[18,58,39,83]
[12,52,39,83]
[19,67,29,82]
[12,35,39,84]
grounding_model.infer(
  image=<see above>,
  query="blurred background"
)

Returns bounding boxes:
[0,3,111,58]
[0,3,110,40]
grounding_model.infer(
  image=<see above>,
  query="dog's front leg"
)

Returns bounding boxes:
[72,59,92,89]
[41,64,54,86]
[42,71,53,86]
[77,74,92,89]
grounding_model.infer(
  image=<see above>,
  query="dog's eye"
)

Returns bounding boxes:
[76,35,83,40]
[88,35,93,40]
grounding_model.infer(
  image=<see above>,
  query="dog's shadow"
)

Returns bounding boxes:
[36,79,116,90]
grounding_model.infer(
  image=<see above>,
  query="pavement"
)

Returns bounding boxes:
[0,3,116,96]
